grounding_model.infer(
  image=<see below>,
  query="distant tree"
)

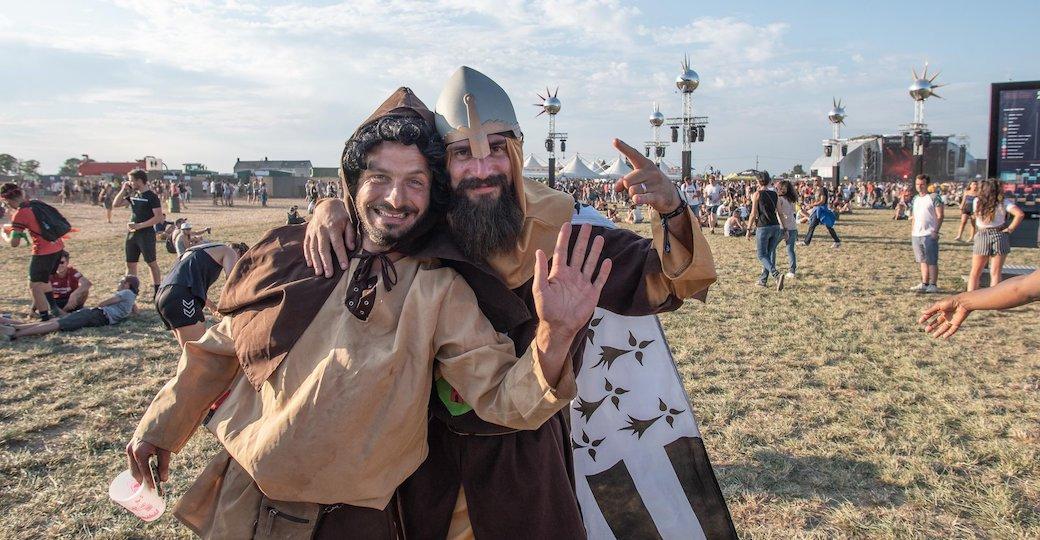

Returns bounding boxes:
[19,159,40,179]
[59,157,83,177]
[0,154,16,175]
[791,164,806,176]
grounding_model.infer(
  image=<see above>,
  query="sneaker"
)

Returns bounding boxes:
[925,284,940,293]
[785,272,796,279]
[909,283,928,293]
[755,280,766,288]
[776,272,786,291]
[832,242,841,249]
[798,241,809,246]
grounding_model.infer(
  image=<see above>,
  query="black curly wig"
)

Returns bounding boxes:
[340,113,450,215]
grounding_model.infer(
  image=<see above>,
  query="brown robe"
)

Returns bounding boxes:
[399,170,718,539]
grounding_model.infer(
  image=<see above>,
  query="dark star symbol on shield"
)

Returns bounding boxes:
[573,395,607,422]
[620,414,664,439]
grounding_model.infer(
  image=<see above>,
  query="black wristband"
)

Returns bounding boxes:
[659,186,688,254]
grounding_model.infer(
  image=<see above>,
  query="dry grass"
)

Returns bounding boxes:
[1,200,1037,539]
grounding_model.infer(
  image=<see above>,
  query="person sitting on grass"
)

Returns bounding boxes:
[172,221,211,257]
[625,203,645,224]
[1,275,139,341]
[723,205,745,237]
[48,250,91,316]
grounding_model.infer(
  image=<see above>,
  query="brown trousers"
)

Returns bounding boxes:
[175,450,400,539]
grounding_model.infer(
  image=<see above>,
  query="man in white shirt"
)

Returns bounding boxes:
[681,177,702,220]
[909,174,944,293]
[703,176,724,234]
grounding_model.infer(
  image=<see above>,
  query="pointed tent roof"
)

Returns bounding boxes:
[523,154,547,169]
[559,154,601,179]
[600,155,634,179]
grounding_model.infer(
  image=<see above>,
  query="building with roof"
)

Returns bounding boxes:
[77,155,163,176]
[234,157,313,178]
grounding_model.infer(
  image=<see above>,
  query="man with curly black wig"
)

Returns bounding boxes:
[124,87,612,538]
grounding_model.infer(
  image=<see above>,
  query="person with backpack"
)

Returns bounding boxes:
[1,182,71,321]
[113,169,165,297]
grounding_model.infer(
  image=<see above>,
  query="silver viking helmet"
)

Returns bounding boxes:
[435,66,523,160]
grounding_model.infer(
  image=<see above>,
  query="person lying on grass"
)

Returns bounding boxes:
[919,268,1040,339]
[0,274,139,341]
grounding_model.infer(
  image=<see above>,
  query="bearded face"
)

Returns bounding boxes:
[445,134,524,261]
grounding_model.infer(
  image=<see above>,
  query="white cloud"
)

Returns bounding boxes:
[0,1,865,172]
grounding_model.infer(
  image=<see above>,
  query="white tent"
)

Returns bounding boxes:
[600,155,634,179]
[523,154,547,170]
[657,159,683,180]
[559,155,601,179]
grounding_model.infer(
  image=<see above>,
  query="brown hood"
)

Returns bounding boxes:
[482,137,575,289]
[337,86,434,203]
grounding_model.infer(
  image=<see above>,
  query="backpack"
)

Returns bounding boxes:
[23,201,71,242]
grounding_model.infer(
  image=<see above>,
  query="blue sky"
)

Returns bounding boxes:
[2,0,1038,174]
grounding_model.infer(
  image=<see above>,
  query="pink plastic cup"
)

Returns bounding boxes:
[108,469,166,522]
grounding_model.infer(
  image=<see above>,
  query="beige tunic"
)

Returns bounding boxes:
[134,256,576,510]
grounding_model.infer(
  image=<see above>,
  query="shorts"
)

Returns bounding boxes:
[29,251,64,283]
[155,285,206,330]
[707,204,720,214]
[690,203,702,215]
[973,229,1010,257]
[51,296,83,312]
[126,229,158,263]
[912,235,939,265]
[57,307,110,331]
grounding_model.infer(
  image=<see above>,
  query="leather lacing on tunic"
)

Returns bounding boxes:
[345,250,399,320]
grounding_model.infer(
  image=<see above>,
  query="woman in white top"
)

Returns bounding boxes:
[967,179,1025,291]
[776,180,799,277]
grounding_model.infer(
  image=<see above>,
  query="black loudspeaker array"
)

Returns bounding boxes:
[545,138,553,152]
[824,145,832,157]
[671,126,679,142]
[841,145,848,157]
[958,145,967,168]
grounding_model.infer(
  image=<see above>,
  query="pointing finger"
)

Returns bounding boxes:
[613,138,654,170]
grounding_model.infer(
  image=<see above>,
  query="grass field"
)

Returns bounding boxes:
[0,198,1037,539]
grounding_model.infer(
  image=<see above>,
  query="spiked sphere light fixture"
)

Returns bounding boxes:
[534,87,561,117]
[827,97,847,125]
[675,54,699,93]
[909,63,945,101]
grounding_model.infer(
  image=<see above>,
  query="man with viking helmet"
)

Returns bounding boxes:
[306,67,732,538]
[124,87,612,538]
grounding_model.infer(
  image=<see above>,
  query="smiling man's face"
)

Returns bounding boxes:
[354,141,431,252]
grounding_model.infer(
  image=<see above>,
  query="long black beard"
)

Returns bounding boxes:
[447,174,523,262]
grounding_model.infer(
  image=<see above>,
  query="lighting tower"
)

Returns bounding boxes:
[645,102,668,165]
[823,98,847,189]
[902,63,944,177]
[665,54,708,181]
[535,87,566,188]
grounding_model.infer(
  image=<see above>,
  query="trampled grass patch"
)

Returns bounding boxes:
[1,201,1037,538]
